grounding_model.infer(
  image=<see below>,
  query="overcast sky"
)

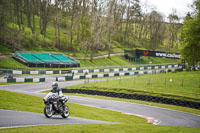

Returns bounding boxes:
[140,0,194,18]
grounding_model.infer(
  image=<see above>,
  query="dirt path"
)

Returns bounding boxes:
[0,55,12,58]
[74,53,124,59]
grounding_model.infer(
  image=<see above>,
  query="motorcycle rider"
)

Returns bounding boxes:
[44,82,68,107]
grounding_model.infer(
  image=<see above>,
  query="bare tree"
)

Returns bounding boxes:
[40,0,51,38]
[89,0,106,61]
[124,0,130,41]
[106,0,116,58]
[148,10,166,50]
[168,9,181,51]
[54,0,61,47]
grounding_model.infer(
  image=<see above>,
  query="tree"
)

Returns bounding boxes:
[0,0,8,44]
[69,0,77,50]
[129,0,141,37]
[40,0,51,38]
[106,0,116,58]
[180,0,200,68]
[148,10,166,50]
[54,0,61,47]
[88,0,106,61]
[24,0,36,34]
[168,9,181,51]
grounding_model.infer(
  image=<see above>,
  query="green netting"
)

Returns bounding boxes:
[17,52,76,64]
[18,53,41,62]
[52,54,74,63]
[33,54,59,63]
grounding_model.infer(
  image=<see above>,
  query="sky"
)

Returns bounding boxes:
[140,0,194,18]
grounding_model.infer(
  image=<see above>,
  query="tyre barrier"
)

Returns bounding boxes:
[0,77,45,83]
[62,89,200,110]
[0,64,179,75]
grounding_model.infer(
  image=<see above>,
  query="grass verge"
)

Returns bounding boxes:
[67,71,200,102]
[1,124,200,133]
[64,93,200,115]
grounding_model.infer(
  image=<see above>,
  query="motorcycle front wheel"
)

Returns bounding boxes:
[44,104,53,118]
[61,105,69,118]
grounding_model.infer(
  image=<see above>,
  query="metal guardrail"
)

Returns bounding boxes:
[56,66,180,81]
[0,77,45,83]
[79,63,178,69]
[0,64,180,75]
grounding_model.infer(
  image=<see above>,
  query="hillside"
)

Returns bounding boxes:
[0,0,181,60]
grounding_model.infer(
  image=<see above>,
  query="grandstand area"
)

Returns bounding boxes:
[13,52,80,68]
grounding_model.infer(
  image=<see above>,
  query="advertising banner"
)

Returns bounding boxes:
[136,49,181,59]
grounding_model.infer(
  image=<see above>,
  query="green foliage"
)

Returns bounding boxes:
[0,45,13,55]
[180,0,200,67]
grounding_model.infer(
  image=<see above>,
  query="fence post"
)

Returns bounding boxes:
[147,78,150,85]
[181,79,183,87]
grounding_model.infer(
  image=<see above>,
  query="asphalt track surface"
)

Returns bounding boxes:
[0,75,200,128]
[0,109,114,128]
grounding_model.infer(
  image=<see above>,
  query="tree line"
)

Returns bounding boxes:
[0,0,182,61]
[180,0,200,69]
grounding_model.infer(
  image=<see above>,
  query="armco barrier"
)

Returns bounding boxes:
[0,64,179,75]
[62,89,200,109]
[0,77,45,83]
[56,68,178,81]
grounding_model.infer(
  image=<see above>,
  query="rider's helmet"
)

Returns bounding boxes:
[52,82,58,91]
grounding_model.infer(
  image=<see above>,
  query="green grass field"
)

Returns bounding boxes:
[0,56,180,69]
[0,90,199,133]
[68,71,200,102]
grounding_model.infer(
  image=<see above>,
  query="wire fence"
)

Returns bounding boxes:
[83,75,200,88]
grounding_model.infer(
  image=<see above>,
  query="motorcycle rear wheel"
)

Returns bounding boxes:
[61,105,69,118]
[44,105,53,118]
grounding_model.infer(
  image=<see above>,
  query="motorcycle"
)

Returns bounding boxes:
[43,93,69,118]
